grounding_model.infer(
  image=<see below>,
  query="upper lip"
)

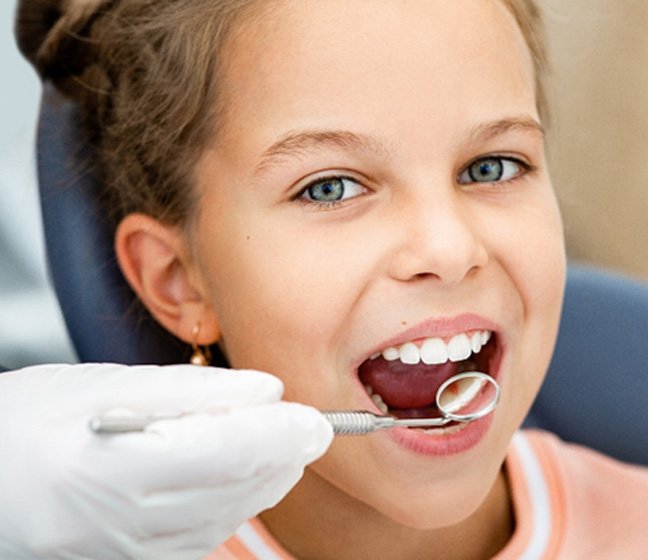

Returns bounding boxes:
[352,312,502,369]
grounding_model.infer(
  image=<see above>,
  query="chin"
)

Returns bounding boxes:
[315,428,509,532]
[371,467,504,531]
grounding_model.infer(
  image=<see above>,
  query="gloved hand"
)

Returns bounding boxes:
[0,363,333,560]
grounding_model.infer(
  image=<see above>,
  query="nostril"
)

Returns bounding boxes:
[411,271,442,282]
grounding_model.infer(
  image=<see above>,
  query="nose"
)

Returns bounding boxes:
[387,189,489,285]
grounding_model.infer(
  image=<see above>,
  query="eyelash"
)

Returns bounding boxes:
[295,175,367,210]
[457,155,533,186]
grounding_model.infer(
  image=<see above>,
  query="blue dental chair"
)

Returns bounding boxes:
[37,84,648,466]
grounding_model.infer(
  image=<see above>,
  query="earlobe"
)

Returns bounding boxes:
[114,213,220,345]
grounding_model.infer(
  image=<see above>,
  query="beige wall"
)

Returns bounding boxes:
[542,1,648,280]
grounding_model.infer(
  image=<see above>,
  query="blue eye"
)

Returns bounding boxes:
[300,176,365,205]
[459,156,526,184]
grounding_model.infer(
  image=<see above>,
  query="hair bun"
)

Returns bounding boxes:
[15,0,112,95]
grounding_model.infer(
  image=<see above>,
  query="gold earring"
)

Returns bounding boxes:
[189,323,212,366]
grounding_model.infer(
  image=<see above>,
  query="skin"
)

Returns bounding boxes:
[116,1,566,558]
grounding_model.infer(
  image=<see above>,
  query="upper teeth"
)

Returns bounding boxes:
[376,330,491,365]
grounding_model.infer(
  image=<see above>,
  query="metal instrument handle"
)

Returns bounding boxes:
[90,409,454,435]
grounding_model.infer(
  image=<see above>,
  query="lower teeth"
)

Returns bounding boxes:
[370,392,389,414]
[419,423,465,435]
[366,389,469,434]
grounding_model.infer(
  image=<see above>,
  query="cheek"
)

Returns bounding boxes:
[197,218,371,390]
[491,187,566,315]
[519,200,566,319]
[498,194,566,406]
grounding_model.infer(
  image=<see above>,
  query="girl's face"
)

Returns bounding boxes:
[192,0,565,528]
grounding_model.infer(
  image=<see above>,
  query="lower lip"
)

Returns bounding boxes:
[386,413,494,455]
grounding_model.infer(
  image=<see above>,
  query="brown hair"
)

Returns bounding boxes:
[15,0,548,227]
[500,0,549,126]
[16,0,254,226]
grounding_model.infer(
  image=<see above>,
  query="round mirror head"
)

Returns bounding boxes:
[436,371,500,422]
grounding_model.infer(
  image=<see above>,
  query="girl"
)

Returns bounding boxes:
[14,0,648,558]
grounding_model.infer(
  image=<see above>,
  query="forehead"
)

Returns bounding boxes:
[217,0,536,151]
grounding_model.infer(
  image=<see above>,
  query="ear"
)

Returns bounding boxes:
[115,213,220,345]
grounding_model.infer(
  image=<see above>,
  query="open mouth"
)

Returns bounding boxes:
[358,330,498,421]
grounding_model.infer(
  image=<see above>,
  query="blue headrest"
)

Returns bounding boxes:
[527,266,648,465]
[37,84,648,465]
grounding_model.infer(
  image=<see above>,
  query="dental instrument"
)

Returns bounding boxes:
[89,371,500,436]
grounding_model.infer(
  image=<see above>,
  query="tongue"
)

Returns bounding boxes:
[358,357,460,409]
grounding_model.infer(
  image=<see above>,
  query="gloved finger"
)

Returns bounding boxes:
[119,461,308,548]
[97,402,333,494]
[90,364,286,413]
[135,467,307,557]
[129,532,219,560]
[31,477,246,558]
[12,363,285,415]
[59,403,329,535]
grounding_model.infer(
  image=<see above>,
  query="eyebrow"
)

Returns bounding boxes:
[253,129,390,178]
[468,116,545,143]
[252,117,544,177]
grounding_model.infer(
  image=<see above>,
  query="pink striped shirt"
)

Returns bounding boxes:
[206,430,648,559]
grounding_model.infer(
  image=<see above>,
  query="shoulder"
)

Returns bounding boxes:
[520,430,648,557]
[523,429,648,498]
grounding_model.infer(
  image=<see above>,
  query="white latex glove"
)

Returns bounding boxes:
[0,363,333,560]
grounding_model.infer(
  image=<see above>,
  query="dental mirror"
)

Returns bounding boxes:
[435,371,500,422]
[89,371,500,436]
[322,371,500,434]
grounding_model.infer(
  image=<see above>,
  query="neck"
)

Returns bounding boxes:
[260,465,514,560]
